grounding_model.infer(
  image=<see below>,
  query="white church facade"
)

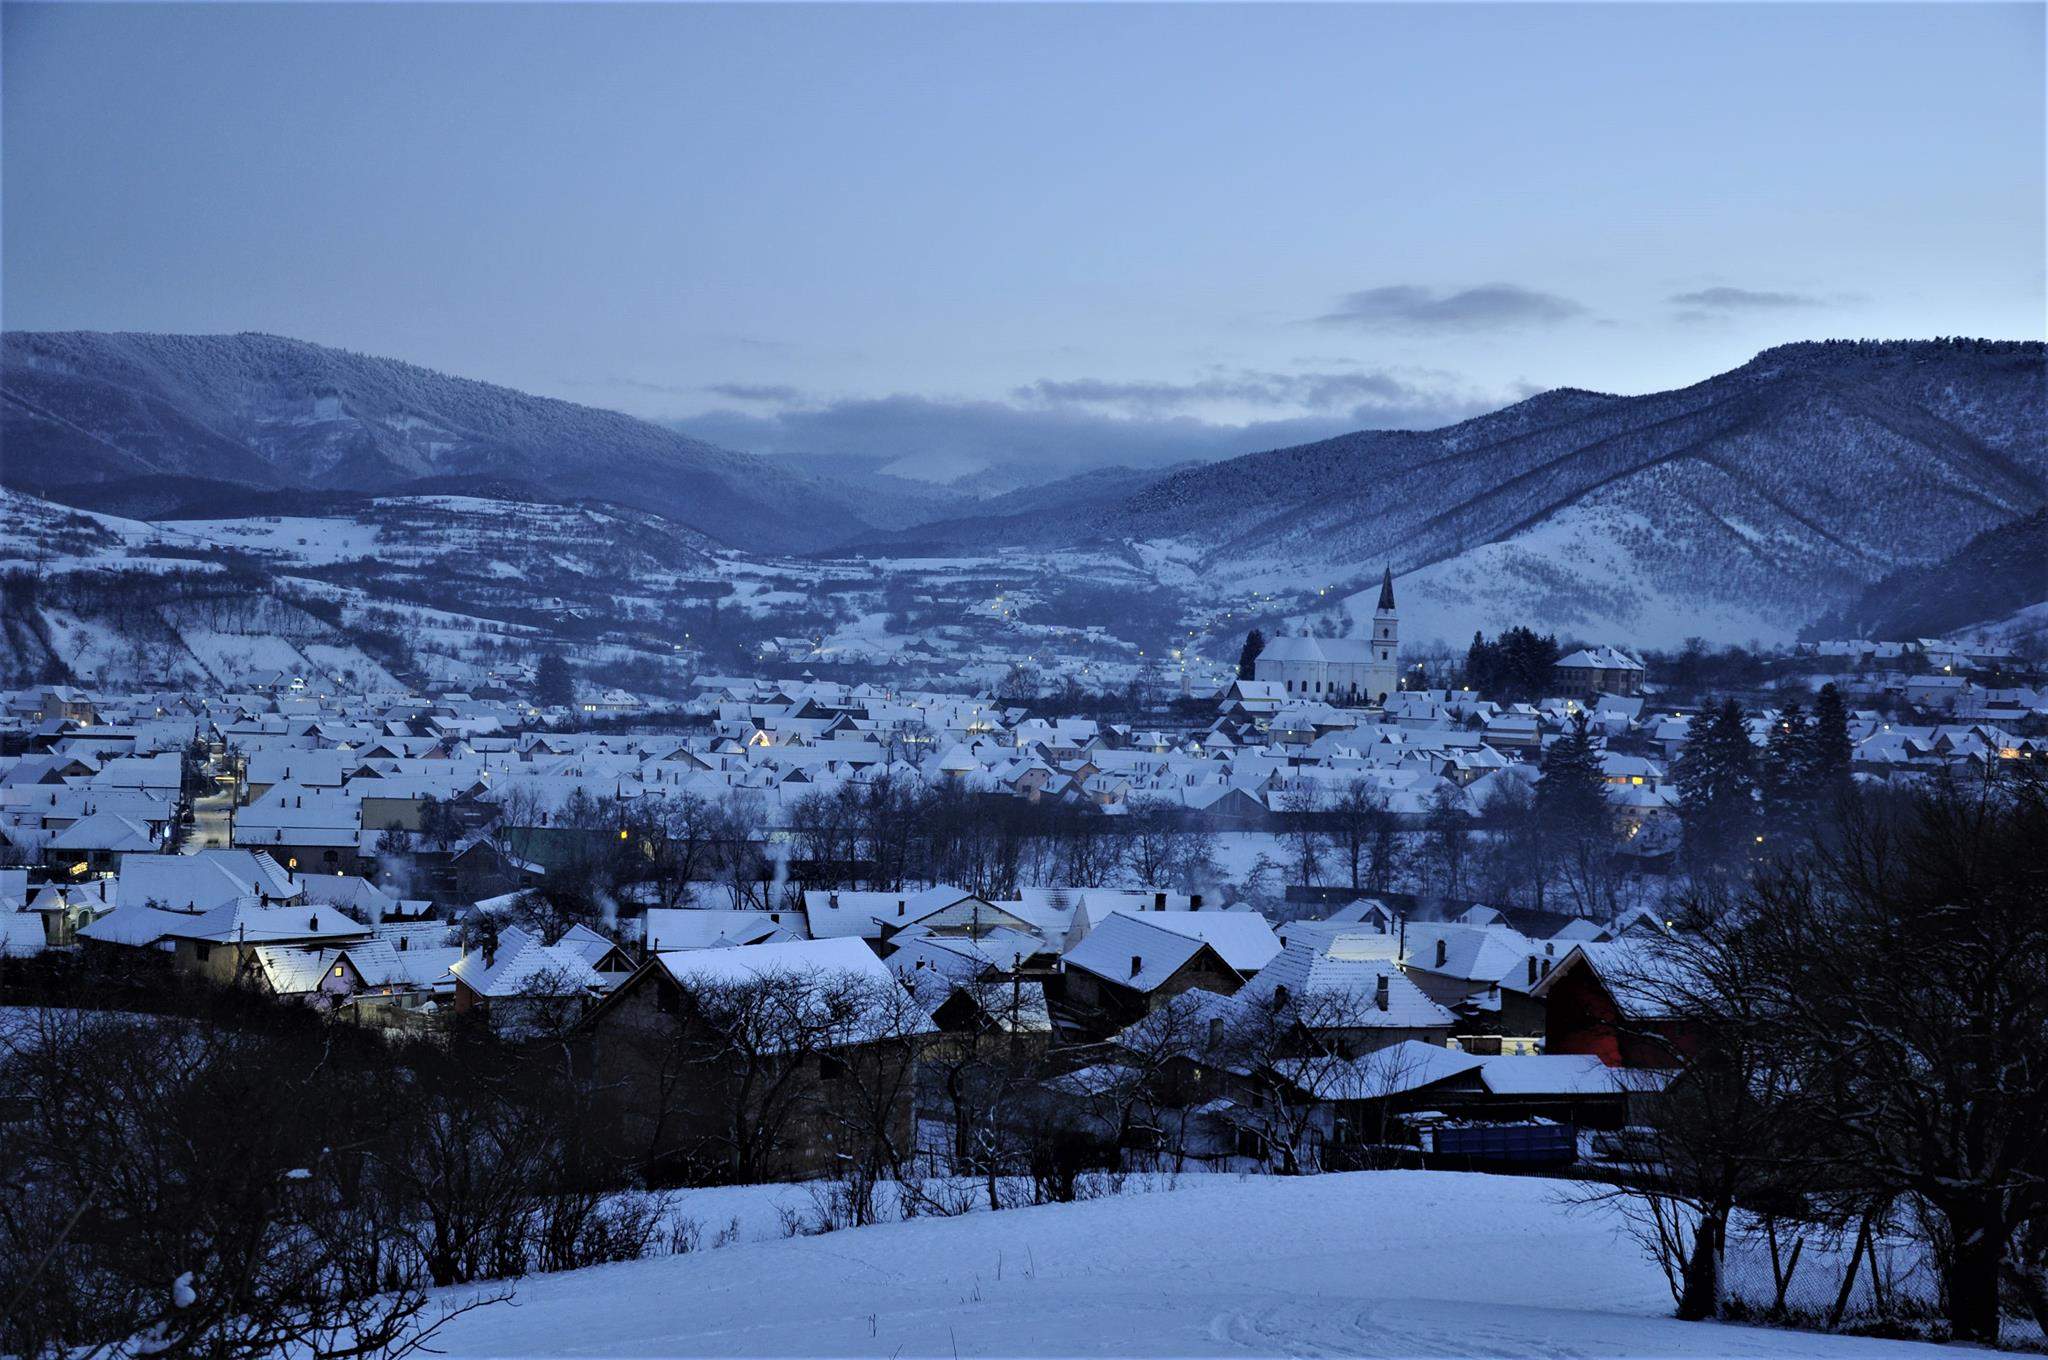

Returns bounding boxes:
[1255,568,1400,706]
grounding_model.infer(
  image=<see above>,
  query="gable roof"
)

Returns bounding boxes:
[451,936,607,999]
[1238,940,1455,1030]
[1107,909,1280,976]
[1062,912,1214,993]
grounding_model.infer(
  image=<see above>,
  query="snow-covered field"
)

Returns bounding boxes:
[426,1172,1951,1358]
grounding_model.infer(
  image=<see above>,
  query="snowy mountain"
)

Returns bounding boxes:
[863,341,2048,646]
[0,331,869,553]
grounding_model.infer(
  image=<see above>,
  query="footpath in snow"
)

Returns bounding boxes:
[427,1171,1956,1358]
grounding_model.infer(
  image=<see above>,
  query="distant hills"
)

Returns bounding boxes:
[857,339,2048,645]
[5,332,2042,647]
[0,331,868,554]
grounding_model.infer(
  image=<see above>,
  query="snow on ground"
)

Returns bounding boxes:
[299,642,402,691]
[428,1171,1952,1359]
[171,514,382,565]
[177,629,311,685]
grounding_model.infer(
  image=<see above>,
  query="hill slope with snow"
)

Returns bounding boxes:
[0,331,869,553]
[865,341,2048,646]
[424,1171,1953,1359]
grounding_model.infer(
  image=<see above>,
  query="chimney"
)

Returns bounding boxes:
[1528,956,1539,986]
[1130,954,1143,978]
[1190,893,1203,910]
[1434,938,1447,968]
[398,935,408,951]
[1375,973,1389,1011]
[309,914,319,931]
[897,900,905,916]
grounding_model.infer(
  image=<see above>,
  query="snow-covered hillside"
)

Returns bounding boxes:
[425,1171,1950,1358]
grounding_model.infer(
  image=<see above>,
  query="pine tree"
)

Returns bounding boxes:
[1236,629,1266,681]
[1811,683,1853,790]
[536,652,574,708]
[1676,699,1760,872]
[1761,701,1816,828]
[1537,711,1609,841]
[1537,710,1614,912]
[1464,631,1494,693]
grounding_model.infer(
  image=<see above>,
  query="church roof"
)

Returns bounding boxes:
[1377,565,1397,612]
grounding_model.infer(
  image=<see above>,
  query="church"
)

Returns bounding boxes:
[1255,568,1400,706]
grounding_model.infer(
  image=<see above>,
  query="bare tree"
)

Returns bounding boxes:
[1277,783,1327,889]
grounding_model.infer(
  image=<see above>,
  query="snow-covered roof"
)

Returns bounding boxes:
[1238,941,1454,1031]
[1106,909,1279,976]
[1062,912,1211,993]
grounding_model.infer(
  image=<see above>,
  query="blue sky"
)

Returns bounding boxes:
[5,2,2042,477]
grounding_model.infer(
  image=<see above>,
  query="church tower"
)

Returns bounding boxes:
[1368,565,1399,703]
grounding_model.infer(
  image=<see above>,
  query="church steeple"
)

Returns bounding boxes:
[1368,565,1398,705]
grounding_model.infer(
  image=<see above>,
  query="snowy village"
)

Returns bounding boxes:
[3,583,2045,1354]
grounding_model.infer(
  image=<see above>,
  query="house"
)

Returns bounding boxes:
[448,927,609,1032]
[1055,912,1247,1038]
[555,921,637,986]
[1104,909,1281,978]
[888,931,1053,1040]
[1398,922,1551,1054]
[573,936,925,1182]
[802,885,1037,943]
[46,812,164,880]
[1235,941,1455,1057]
[115,849,299,913]
[1531,940,1698,1068]
[1553,647,1647,698]
[158,900,374,986]
[232,783,365,875]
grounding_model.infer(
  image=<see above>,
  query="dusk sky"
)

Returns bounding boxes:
[5,2,2043,479]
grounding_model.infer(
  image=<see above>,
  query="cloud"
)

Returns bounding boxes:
[1315,283,1587,331]
[674,369,1521,484]
[1667,285,1839,325]
[1668,286,1823,311]
[703,382,804,403]
[1012,368,1447,417]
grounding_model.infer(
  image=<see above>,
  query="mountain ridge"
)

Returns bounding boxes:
[1,330,872,554]
[857,339,2045,644]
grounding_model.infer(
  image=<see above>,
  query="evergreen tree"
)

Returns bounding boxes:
[1236,629,1267,681]
[1810,683,1854,790]
[1536,711,1610,841]
[1536,710,1614,912]
[1761,701,1816,827]
[1460,626,1559,700]
[535,652,574,708]
[1464,631,1494,693]
[1675,699,1760,872]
